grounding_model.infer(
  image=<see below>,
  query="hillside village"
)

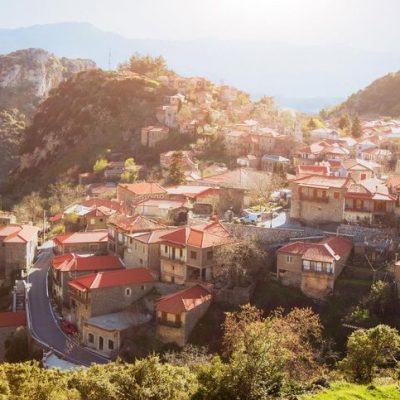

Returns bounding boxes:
[0,53,399,399]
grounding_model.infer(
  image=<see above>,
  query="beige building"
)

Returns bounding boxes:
[277,236,353,299]
[68,268,156,330]
[156,284,212,347]
[159,221,235,284]
[116,182,167,206]
[0,225,40,283]
[53,231,108,255]
[290,175,353,224]
[141,125,170,147]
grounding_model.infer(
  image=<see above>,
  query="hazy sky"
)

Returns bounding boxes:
[0,0,399,51]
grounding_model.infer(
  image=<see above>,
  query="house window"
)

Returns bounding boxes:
[316,262,322,272]
[139,258,143,264]
[130,238,133,244]
[88,333,94,344]
[127,248,132,254]
[180,249,183,258]
[141,285,145,291]
[207,251,213,260]
[334,192,340,199]
[125,288,132,296]
[99,218,104,222]
[165,245,168,253]
[108,340,114,350]
[326,263,334,274]
[303,260,310,270]
[286,255,293,263]
[90,218,95,225]
[99,336,104,350]
[190,251,197,260]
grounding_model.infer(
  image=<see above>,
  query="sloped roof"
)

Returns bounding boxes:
[118,182,166,195]
[292,174,350,189]
[108,214,163,233]
[53,230,108,245]
[156,284,212,314]
[0,225,40,243]
[159,221,234,249]
[0,311,26,327]
[52,254,124,272]
[278,236,353,263]
[68,268,155,292]
[296,165,330,176]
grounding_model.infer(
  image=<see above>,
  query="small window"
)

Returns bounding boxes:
[99,336,104,350]
[88,333,94,344]
[127,248,132,254]
[190,251,197,260]
[180,249,183,257]
[139,258,143,264]
[165,245,168,253]
[130,238,133,244]
[99,218,104,222]
[286,255,293,263]
[90,218,95,225]
[141,285,145,291]
[316,262,322,272]
[108,340,114,350]
[125,288,132,296]
[333,192,340,199]
[303,260,310,270]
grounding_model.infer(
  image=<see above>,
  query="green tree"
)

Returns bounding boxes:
[167,151,187,185]
[339,324,400,383]
[120,157,138,183]
[126,54,169,78]
[93,158,108,174]
[12,192,44,225]
[351,114,363,138]
[338,113,351,131]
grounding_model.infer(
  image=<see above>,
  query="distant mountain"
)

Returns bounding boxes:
[2,22,400,112]
[330,71,400,118]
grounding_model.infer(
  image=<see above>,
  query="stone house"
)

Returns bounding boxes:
[133,199,189,225]
[155,284,212,347]
[290,175,354,224]
[124,229,175,277]
[68,268,156,330]
[165,185,220,209]
[82,310,151,358]
[0,225,40,283]
[342,159,382,182]
[155,105,179,128]
[0,311,26,360]
[51,254,124,308]
[141,125,170,148]
[261,154,290,172]
[159,221,235,284]
[296,165,331,179]
[236,155,260,169]
[344,179,396,224]
[277,236,353,299]
[160,150,197,178]
[116,182,167,207]
[108,214,164,258]
[53,231,108,255]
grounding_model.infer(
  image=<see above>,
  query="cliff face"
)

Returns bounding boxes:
[9,69,171,197]
[0,48,96,115]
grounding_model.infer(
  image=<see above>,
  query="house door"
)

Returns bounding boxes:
[99,336,104,351]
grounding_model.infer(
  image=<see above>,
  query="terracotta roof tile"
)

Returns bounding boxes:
[118,182,166,195]
[156,284,212,314]
[52,254,124,272]
[53,230,108,245]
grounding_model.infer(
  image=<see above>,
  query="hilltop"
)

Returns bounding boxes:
[328,71,400,118]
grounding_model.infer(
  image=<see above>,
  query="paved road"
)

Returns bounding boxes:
[27,243,108,366]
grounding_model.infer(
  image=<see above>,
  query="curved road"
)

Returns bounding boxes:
[27,243,108,366]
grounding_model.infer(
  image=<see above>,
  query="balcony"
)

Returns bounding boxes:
[344,207,370,213]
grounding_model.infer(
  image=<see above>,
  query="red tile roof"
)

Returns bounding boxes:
[296,165,329,176]
[292,174,351,189]
[0,311,26,327]
[159,221,234,249]
[278,236,353,263]
[80,198,123,212]
[156,284,212,314]
[0,225,40,244]
[53,230,108,245]
[52,254,124,272]
[108,214,163,233]
[118,182,166,195]
[68,268,155,292]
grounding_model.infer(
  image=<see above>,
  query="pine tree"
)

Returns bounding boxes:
[168,151,186,185]
[351,114,362,138]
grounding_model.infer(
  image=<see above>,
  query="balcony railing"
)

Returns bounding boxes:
[344,207,370,212]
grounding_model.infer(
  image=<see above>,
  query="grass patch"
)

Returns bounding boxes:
[303,382,400,400]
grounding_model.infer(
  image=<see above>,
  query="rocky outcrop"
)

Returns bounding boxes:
[0,48,96,115]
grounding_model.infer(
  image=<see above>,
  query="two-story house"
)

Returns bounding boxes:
[155,284,212,347]
[53,231,108,255]
[0,225,40,283]
[290,175,354,224]
[116,182,167,208]
[107,214,164,258]
[51,254,124,308]
[68,268,156,330]
[277,236,353,299]
[159,221,235,284]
